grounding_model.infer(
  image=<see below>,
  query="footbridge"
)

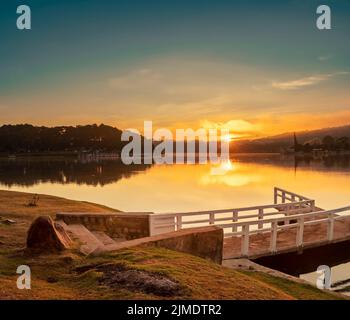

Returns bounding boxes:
[150,187,350,259]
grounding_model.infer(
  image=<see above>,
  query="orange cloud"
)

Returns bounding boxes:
[272,72,348,90]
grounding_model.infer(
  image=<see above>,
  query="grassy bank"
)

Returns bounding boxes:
[0,190,343,300]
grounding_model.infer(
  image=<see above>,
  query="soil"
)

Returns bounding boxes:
[78,263,183,297]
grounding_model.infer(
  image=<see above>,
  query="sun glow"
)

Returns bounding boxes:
[202,161,262,187]
[210,160,235,176]
[220,160,234,172]
[221,134,233,142]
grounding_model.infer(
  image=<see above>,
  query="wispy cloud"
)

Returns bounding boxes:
[318,55,332,61]
[272,72,348,90]
[109,68,163,89]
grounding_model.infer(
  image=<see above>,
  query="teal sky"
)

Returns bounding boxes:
[0,0,349,136]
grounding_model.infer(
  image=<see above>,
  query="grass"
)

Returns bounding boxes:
[0,189,345,300]
[238,270,342,300]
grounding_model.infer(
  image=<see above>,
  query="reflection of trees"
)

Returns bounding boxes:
[228,154,350,172]
[0,159,151,187]
[295,155,350,171]
[0,155,349,188]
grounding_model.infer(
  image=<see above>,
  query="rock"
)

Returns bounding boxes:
[26,216,72,252]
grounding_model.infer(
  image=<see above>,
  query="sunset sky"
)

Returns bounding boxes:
[1,0,350,139]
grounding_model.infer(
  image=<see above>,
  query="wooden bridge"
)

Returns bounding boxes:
[150,187,350,260]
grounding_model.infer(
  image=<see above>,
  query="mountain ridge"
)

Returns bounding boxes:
[232,124,350,153]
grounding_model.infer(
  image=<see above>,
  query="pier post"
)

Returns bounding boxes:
[209,213,215,225]
[270,221,278,253]
[311,200,316,211]
[149,215,155,236]
[327,213,334,241]
[241,224,250,256]
[282,192,286,203]
[176,214,182,231]
[274,187,278,204]
[232,210,238,232]
[296,217,304,247]
[258,208,264,231]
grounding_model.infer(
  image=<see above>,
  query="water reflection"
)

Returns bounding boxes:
[0,154,349,188]
[0,157,151,187]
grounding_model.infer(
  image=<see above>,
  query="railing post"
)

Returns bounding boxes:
[209,212,215,225]
[149,214,155,236]
[241,224,250,256]
[284,204,292,225]
[327,213,334,241]
[311,200,315,211]
[282,192,286,203]
[270,221,278,253]
[176,214,182,231]
[296,217,304,248]
[258,208,264,231]
[285,212,290,225]
[274,187,278,204]
[232,210,238,232]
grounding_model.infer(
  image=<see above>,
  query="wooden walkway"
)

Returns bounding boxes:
[150,187,350,260]
[223,216,350,259]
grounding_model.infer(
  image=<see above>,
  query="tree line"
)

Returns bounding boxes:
[0,124,126,153]
[296,135,350,152]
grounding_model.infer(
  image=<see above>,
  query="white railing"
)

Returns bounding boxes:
[274,187,312,205]
[222,205,350,257]
[149,187,316,237]
[148,187,350,257]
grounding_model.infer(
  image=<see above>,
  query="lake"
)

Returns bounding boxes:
[1,153,350,293]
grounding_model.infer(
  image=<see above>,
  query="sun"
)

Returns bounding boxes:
[221,134,233,142]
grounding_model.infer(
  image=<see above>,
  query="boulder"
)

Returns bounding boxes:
[27,216,72,251]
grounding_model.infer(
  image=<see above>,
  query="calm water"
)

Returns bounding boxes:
[1,153,350,293]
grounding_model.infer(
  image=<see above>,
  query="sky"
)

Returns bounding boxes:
[0,0,350,139]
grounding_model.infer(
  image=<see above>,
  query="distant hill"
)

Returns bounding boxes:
[1,123,350,154]
[231,124,350,153]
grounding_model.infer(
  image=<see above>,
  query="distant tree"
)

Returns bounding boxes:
[322,135,335,150]
[0,124,128,153]
[304,138,322,147]
[302,143,312,153]
[335,137,350,151]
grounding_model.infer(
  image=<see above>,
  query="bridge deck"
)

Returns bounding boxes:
[145,187,350,260]
[223,217,350,260]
